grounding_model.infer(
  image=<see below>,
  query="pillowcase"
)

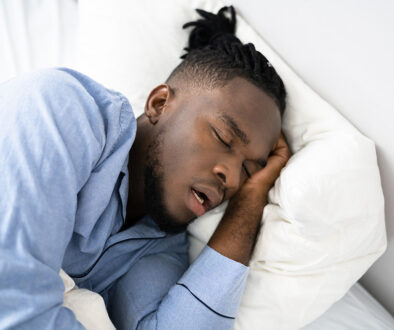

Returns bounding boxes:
[75,0,387,329]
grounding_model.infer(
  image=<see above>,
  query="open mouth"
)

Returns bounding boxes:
[191,188,208,205]
[188,185,222,218]
[189,188,208,217]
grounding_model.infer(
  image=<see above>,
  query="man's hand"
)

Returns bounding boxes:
[243,131,291,199]
[208,131,291,265]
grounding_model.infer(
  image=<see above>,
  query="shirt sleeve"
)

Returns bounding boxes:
[107,234,249,330]
[0,69,108,329]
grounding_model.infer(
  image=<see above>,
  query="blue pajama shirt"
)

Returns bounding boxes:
[0,68,249,329]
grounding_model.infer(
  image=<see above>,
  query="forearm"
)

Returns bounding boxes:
[208,186,268,266]
[108,245,249,329]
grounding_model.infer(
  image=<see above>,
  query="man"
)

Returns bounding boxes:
[0,6,290,330]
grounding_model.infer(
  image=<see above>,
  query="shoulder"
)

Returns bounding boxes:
[19,68,137,164]
[0,67,138,185]
[14,67,136,126]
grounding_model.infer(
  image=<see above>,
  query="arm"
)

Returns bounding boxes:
[0,69,105,329]
[108,233,248,330]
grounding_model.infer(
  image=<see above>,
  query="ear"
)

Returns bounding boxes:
[144,84,172,125]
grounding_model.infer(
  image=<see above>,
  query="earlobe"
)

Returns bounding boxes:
[144,84,171,125]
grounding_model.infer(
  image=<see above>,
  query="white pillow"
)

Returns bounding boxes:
[75,1,387,329]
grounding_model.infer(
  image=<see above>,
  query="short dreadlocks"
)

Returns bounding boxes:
[166,6,287,116]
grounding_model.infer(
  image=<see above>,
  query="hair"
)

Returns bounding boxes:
[165,6,287,116]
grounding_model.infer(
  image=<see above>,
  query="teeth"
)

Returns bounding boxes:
[192,189,204,204]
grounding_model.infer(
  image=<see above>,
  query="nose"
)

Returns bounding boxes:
[213,159,242,191]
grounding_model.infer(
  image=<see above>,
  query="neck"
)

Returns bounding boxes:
[124,115,152,228]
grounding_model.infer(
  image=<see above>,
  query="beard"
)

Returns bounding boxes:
[143,131,189,234]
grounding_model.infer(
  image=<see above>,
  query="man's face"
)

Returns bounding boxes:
[144,77,281,233]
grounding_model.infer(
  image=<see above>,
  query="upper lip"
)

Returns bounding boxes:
[192,185,224,211]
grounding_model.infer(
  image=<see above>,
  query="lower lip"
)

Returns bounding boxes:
[189,188,206,217]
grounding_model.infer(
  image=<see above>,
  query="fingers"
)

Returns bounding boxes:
[247,131,291,190]
[273,131,291,159]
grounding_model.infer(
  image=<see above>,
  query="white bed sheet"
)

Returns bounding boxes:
[304,283,394,329]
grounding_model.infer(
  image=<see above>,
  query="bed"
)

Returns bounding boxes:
[1,0,393,329]
[303,283,394,329]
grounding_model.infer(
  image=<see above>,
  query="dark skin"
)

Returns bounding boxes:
[126,76,291,265]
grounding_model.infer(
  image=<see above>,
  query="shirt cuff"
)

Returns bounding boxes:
[177,244,249,318]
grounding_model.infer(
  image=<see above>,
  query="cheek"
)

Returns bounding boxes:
[157,129,216,221]
[161,132,195,173]
[161,127,215,187]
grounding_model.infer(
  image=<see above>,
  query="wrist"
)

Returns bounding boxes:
[241,181,270,201]
[228,184,268,214]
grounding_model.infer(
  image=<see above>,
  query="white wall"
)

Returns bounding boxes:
[232,0,394,314]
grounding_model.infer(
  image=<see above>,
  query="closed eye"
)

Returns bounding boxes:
[213,127,231,148]
[212,126,251,178]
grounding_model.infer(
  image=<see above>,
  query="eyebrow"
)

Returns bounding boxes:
[218,114,250,145]
[217,113,267,168]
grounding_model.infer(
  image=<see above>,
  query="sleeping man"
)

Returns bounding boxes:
[0,6,290,330]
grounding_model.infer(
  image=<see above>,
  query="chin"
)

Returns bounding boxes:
[146,204,188,234]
